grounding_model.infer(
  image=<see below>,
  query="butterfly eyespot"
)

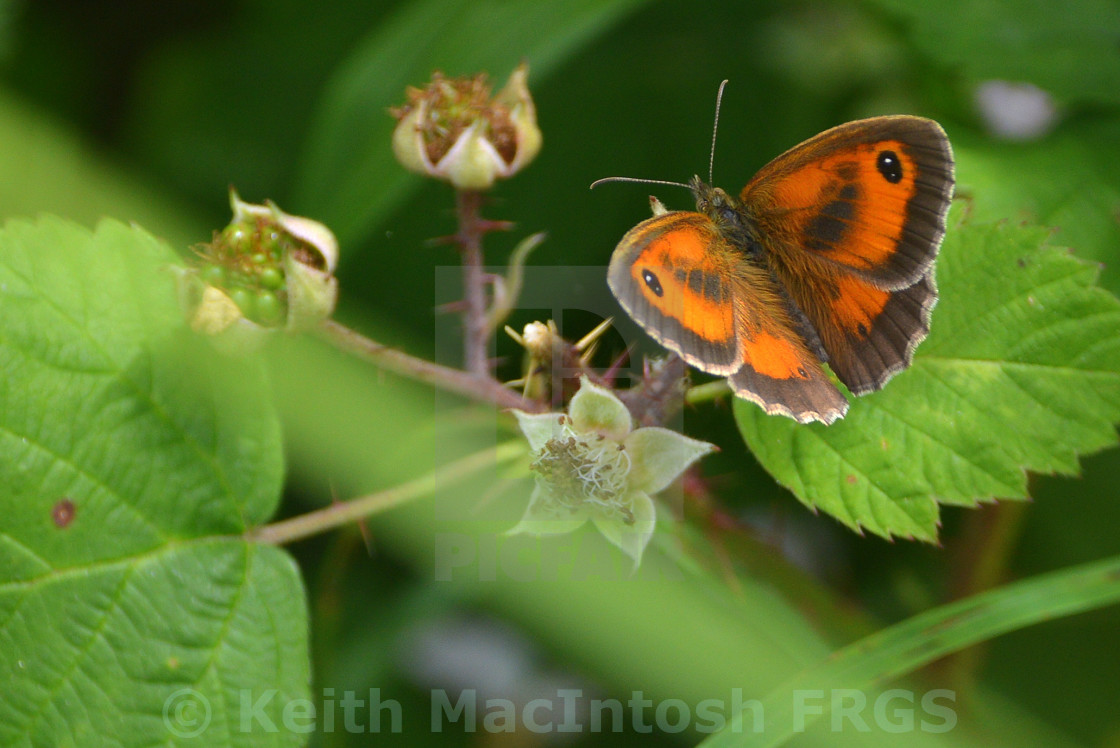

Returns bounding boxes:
[641,269,664,297]
[876,150,903,184]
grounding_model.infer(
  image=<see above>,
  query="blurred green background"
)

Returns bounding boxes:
[3,0,1119,746]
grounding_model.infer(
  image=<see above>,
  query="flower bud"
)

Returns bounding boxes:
[391,63,541,190]
[182,190,339,340]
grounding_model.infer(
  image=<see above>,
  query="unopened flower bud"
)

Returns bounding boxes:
[182,190,339,341]
[391,63,541,190]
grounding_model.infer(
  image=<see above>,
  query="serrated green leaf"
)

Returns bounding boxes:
[0,217,306,747]
[955,121,1120,294]
[736,216,1120,541]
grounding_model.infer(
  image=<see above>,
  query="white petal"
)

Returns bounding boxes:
[506,486,588,536]
[271,208,339,274]
[437,121,505,189]
[569,376,631,440]
[590,491,656,568]
[283,251,337,331]
[229,188,269,223]
[513,410,566,453]
[625,427,716,494]
[391,105,435,176]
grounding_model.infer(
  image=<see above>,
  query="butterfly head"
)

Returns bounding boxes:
[689,176,742,234]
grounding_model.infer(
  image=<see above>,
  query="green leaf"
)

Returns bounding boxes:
[736,216,1120,541]
[0,217,306,746]
[955,120,1120,294]
[293,0,650,250]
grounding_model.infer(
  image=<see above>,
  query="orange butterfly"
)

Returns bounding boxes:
[603,90,954,424]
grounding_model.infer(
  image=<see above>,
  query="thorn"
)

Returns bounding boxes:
[575,317,614,352]
[434,300,469,315]
[602,344,634,383]
[425,234,459,248]
[476,219,515,233]
[331,481,374,557]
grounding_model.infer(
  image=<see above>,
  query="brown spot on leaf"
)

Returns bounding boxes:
[52,498,76,528]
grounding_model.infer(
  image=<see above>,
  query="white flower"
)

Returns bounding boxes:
[509,376,715,567]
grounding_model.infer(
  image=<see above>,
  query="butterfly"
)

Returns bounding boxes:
[603,95,954,425]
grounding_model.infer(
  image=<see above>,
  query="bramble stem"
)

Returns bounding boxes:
[616,356,689,427]
[247,441,525,545]
[318,320,544,412]
[456,189,490,376]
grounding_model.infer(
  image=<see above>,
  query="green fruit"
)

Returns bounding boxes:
[201,264,227,286]
[223,224,251,251]
[259,266,285,290]
[228,286,254,316]
[262,232,283,257]
[255,290,284,325]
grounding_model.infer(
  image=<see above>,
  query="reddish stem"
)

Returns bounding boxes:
[318,320,544,413]
[456,189,490,377]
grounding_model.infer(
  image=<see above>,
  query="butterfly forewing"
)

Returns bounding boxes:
[607,211,743,375]
[742,116,954,291]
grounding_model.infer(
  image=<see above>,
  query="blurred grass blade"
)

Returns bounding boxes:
[699,554,1120,748]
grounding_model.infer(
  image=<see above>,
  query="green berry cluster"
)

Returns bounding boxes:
[195,219,291,326]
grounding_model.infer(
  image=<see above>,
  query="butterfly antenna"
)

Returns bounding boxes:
[709,79,729,184]
[589,176,689,190]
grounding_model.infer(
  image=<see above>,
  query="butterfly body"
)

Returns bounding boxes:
[608,115,954,424]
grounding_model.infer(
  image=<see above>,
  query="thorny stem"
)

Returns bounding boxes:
[617,355,689,427]
[318,320,545,413]
[247,441,526,545]
[457,189,490,376]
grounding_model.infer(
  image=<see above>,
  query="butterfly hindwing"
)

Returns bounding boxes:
[824,270,937,395]
[783,259,938,395]
[727,285,849,424]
